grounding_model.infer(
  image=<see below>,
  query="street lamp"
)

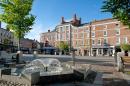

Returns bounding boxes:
[69,25,72,53]
[71,48,77,67]
[89,22,92,56]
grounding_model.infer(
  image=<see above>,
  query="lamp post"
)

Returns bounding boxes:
[69,25,72,54]
[71,48,77,67]
[89,22,92,56]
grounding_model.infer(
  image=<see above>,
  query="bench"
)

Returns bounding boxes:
[121,56,130,72]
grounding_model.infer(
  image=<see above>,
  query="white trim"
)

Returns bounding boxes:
[116,37,120,45]
[115,29,120,35]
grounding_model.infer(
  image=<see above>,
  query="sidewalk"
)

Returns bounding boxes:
[91,64,129,86]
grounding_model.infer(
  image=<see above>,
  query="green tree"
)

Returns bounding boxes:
[58,41,69,54]
[0,0,35,50]
[101,0,130,28]
[121,43,130,51]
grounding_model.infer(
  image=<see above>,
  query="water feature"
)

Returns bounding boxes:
[22,58,69,75]
[0,56,96,85]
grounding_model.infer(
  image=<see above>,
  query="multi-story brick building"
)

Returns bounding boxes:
[40,15,130,56]
[91,18,129,56]
[40,30,56,47]
[20,38,41,53]
[40,30,57,54]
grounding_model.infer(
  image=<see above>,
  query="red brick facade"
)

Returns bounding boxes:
[40,16,130,56]
[40,30,56,47]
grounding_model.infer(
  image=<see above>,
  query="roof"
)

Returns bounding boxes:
[91,18,117,23]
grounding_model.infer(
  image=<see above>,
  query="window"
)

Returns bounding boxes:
[81,41,83,45]
[66,33,69,39]
[98,39,101,45]
[116,37,120,44]
[103,30,107,36]
[91,32,95,37]
[92,39,95,45]
[60,27,64,32]
[104,38,108,45]
[60,34,62,40]
[123,37,128,43]
[66,26,69,29]
[116,29,120,35]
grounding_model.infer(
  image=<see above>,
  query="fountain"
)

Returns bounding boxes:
[22,58,64,75]
[21,58,86,85]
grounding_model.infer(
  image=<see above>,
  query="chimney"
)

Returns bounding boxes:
[61,17,65,24]
[73,14,77,20]
[48,29,50,32]
[79,17,81,24]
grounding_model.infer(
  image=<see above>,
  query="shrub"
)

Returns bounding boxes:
[121,44,130,51]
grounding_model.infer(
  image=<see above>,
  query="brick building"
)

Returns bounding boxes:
[20,38,40,53]
[40,30,57,54]
[40,15,130,56]
[91,18,129,56]
[40,30,56,47]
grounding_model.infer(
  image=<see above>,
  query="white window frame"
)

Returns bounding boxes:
[97,39,101,45]
[92,31,95,37]
[60,27,63,32]
[92,39,95,45]
[103,30,107,36]
[123,37,128,43]
[116,37,120,44]
[116,29,120,35]
[104,38,108,45]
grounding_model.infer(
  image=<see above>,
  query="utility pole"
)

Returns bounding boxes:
[89,22,92,56]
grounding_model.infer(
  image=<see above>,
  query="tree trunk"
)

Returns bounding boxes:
[18,38,20,51]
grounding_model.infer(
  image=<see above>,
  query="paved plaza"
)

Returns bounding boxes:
[22,55,130,86]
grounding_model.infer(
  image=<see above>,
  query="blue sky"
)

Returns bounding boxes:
[1,0,112,41]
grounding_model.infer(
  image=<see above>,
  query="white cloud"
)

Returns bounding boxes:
[25,24,45,42]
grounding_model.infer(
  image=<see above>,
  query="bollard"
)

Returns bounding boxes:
[33,51,38,58]
[17,51,23,63]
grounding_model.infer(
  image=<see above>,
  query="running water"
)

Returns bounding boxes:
[22,58,64,75]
